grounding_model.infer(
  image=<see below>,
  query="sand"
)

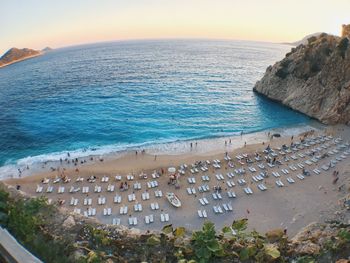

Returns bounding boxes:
[3,125,350,236]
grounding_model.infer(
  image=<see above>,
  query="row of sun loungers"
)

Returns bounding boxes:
[227,191,236,198]
[275,180,284,187]
[257,184,267,191]
[198,209,208,218]
[198,184,210,192]
[188,177,196,184]
[199,197,209,206]
[187,187,196,195]
[201,175,210,181]
[244,187,253,195]
[147,181,158,188]
[134,203,143,212]
[212,192,222,200]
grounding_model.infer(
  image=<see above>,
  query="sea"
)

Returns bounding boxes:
[0,39,311,178]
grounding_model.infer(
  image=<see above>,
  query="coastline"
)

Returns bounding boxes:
[4,122,349,236]
[0,52,43,68]
[0,121,323,180]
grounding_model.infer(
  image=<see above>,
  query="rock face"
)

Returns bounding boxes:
[342,24,350,38]
[0,47,41,68]
[254,30,350,125]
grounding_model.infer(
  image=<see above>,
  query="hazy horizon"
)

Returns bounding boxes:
[1,0,349,55]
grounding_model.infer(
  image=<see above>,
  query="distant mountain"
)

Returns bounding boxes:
[282,32,323,46]
[42,47,53,52]
[0,47,42,68]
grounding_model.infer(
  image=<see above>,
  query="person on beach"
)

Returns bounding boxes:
[190,142,193,149]
[244,141,246,147]
[154,155,157,161]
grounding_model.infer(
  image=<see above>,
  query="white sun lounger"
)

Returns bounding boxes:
[46,185,53,193]
[114,195,121,203]
[223,203,233,212]
[107,184,115,192]
[226,181,235,187]
[198,210,203,218]
[103,208,112,216]
[98,197,106,205]
[275,180,284,187]
[150,202,159,210]
[287,177,295,184]
[128,193,136,202]
[257,164,265,169]
[112,218,121,225]
[70,198,79,206]
[272,172,280,178]
[142,192,150,200]
[134,203,143,212]
[281,169,289,174]
[244,187,253,195]
[188,177,196,184]
[133,182,141,190]
[201,175,210,181]
[227,191,236,198]
[296,174,305,180]
[58,186,65,194]
[213,205,223,214]
[76,177,84,182]
[313,169,321,175]
[101,176,109,183]
[83,198,92,206]
[160,213,169,222]
[145,215,151,224]
[94,185,102,193]
[82,186,89,193]
[257,184,267,191]
[154,190,163,197]
[87,208,96,217]
[267,163,275,168]
[248,167,257,173]
[115,175,122,181]
[119,206,128,215]
[198,209,208,218]
[129,217,138,226]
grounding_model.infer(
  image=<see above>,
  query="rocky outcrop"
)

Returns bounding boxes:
[0,47,42,68]
[254,29,350,125]
[342,24,350,38]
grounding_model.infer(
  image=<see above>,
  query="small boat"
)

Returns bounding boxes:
[166,192,181,208]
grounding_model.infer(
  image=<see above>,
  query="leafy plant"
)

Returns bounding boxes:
[191,221,224,263]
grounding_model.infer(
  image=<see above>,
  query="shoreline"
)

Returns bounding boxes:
[4,123,349,236]
[0,121,324,180]
[0,52,43,69]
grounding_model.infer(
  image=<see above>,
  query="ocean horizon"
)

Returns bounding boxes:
[0,39,310,177]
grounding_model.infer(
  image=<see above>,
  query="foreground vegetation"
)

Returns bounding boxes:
[0,188,349,262]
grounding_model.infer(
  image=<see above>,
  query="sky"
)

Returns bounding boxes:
[1,0,349,54]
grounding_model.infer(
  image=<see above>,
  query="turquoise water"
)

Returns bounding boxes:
[0,39,309,171]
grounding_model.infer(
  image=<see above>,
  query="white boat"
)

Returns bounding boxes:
[166,192,182,208]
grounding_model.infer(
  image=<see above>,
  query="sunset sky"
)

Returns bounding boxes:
[1,0,349,55]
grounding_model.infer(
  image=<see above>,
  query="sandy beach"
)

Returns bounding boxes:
[3,124,350,236]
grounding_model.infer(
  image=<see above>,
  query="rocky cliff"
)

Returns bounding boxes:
[254,30,350,125]
[0,47,41,68]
